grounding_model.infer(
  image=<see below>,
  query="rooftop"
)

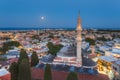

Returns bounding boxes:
[57,46,76,57]
[113,60,120,65]
[99,56,118,62]
[32,68,109,80]
[0,74,10,80]
[0,69,9,77]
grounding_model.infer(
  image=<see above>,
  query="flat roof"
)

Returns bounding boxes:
[113,60,120,65]
[99,56,118,62]
[0,69,9,77]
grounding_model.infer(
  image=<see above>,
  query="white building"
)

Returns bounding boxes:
[99,45,111,52]
[112,60,120,80]
[98,56,118,80]
[5,50,20,59]
[109,43,120,58]
[82,41,89,50]
[0,69,10,77]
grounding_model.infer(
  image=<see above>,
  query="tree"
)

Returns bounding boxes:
[9,62,18,80]
[97,36,107,41]
[31,35,41,40]
[48,33,54,38]
[47,42,63,56]
[44,64,52,80]
[18,49,29,65]
[1,41,21,53]
[31,51,39,67]
[85,38,95,46]
[85,38,96,54]
[18,59,31,80]
[0,47,3,54]
[67,72,78,80]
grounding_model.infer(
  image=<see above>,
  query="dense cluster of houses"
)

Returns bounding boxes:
[0,30,120,80]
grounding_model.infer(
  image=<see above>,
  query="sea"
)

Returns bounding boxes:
[0,27,120,31]
[0,27,75,31]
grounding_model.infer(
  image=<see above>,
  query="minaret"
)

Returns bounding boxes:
[76,12,82,66]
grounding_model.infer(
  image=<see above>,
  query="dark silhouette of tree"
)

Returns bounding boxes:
[97,36,107,41]
[44,64,52,80]
[67,72,78,80]
[18,59,31,80]
[18,49,29,65]
[9,49,30,80]
[85,38,95,46]
[48,33,54,38]
[31,51,39,67]
[1,41,21,53]
[9,62,18,80]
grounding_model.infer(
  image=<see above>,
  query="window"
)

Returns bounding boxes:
[113,66,117,71]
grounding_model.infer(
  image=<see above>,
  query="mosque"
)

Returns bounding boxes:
[53,12,96,68]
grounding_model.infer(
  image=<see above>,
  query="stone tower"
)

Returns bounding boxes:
[76,12,82,66]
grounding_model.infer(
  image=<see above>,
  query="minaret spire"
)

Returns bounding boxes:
[77,11,82,31]
[76,11,82,67]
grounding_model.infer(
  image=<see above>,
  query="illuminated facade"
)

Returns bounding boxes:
[97,56,117,79]
[112,60,120,80]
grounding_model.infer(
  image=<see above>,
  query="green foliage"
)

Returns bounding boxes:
[47,42,63,56]
[44,64,52,80]
[0,57,7,61]
[18,59,31,80]
[1,41,21,53]
[18,49,29,65]
[97,36,107,41]
[31,51,39,67]
[9,49,30,80]
[9,62,18,80]
[31,35,40,40]
[67,72,78,80]
[85,38,95,45]
[0,47,3,53]
[48,34,54,38]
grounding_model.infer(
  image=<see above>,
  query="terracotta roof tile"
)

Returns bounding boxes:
[0,74,11,80]
[31,68,109,80]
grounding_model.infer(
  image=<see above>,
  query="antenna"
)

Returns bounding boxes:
[78,10,80,16]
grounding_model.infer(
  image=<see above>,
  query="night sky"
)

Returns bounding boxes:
[0,0,120,29]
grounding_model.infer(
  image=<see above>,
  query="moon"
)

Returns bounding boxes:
[41,16,45,20]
